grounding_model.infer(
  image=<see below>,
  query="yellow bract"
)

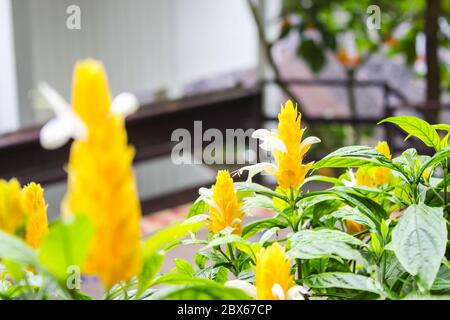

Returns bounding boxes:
[0,179,26,235]
[348,141,392,235]
[255,243,295,300]
[64,59,142,289]
[374,141,392,185]
[208,170,243,235]
[0,180,48,248]
[274,100,313,189]
[23,183,48,248]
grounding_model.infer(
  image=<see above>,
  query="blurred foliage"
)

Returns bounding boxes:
[279,0,450,92]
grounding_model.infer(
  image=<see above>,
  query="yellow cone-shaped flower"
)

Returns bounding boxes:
[274,100,313,189]
[348,141,392,235]
[355,167,376,188]
[208,170,243,235]
[23,183,48,248]
[64,60,142,288]
[255,243,295,300]
[374,141,392,185]
[0,179,26,235]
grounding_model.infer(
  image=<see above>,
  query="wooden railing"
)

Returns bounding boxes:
[0,85,263,214]
[0,77,447,213]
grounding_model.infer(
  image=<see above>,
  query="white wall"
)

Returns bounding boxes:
[12,0,257,124]
[8,0,258,215]
[0,0,19,133]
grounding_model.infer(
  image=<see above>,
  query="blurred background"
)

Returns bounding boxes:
[0,0,449,224]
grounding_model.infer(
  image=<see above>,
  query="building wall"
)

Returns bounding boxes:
[8,0,258,217]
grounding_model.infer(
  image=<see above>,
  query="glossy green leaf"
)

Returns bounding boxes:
[242,218,288,239]
[187,200,208,218]
[149,282,249,300]
[143,221,204,257]
[136,252,164,298]
[379,116,441,150]
[0,231,38,268]
[39,214,93,280]
[392,204,447,291]
[174,258,195,276]
[305,273,384,295]
[289,229,366,263]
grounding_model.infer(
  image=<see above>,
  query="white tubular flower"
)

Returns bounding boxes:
[198,187,222,214]
[342,169,357,187]
[36,82,87,150]
[342,31,358,62]
[236,162,278,183]
[301,136,321,149]
[111,92,139,117]
[225,280,257,298]
[35,82,139,150]
[252,129,287,153]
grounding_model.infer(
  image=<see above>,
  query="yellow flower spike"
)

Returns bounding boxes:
[207,170,243,235]
[64,60,142,289]
[355,167,376,188]
[255,243,295,300]
[0,179,27,235]
[274,100,313,189]
[22,183,48,248]
[374,141,392,185]
[375,141,392,159]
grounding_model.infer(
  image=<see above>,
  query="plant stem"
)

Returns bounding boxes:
[246,0,303,109]
[218,246,238,275]
[443,159,449,217]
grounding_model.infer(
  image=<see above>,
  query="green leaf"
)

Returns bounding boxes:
[392,204,447,291]
[39,214,93,280]
[313,146,386,169]
[242,218,288,239]
[194,252,208,269]
[305,273,384,295]
[289,229,366,263]
[432,124,450,132]
[174,258,195,276]
[143,221,204,257]
[332,207,377,231]
[149,282,250,300]
[234,182,289,202]
[302,175,342,186]
[298,39,326,72]
[331,190,386,228]
[187,200,208,218]
[379,116,441,150]
[0,231,38,267]
[151,273,210,287]
[242,195,281,213]
[431,265,450,291]
[201,234,244,250]
[213,266,228,284]
[136,252,164,298]
[418,147,450,179]
[259,227,280,245]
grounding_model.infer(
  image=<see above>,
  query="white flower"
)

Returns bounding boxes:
[35,82,139,150]
[236,130,320,183]
[342,169,357,187]
[225,279,309,300]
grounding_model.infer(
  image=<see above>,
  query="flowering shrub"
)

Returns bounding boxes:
[0,60,449,300]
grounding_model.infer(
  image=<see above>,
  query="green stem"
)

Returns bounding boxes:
[443,159,449,217]
[217,246,238,275]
